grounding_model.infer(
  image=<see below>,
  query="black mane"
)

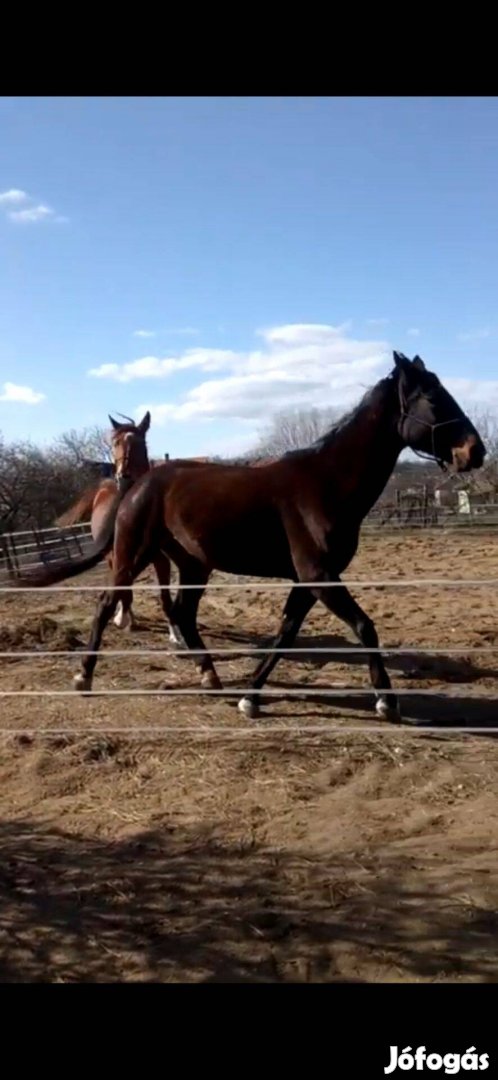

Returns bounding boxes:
[282,371,396,461]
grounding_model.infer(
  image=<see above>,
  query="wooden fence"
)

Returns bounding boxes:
[1,496,498,583]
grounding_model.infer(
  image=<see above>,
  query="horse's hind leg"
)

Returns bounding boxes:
[168,564,222,690]
[153,551,182,646]
[238,585,316,718]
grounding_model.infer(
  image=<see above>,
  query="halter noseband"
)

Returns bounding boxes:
[397,379,463,473]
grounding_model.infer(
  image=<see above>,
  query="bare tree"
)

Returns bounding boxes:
[445,406,498,494]
[50,425,112,467]
[0,425,112,534]
[255,406,340,459]
[467,407,498,460]
[0,440,63,531]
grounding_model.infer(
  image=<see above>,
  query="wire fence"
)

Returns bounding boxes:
[0,572,497,736]
[2,577,498,591]
[2,500,498,582]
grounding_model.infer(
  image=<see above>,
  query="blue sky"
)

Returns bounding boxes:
[1,95,498,459]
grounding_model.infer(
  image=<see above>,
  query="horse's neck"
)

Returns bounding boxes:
[318,384,403,515]
[133,455,150,479]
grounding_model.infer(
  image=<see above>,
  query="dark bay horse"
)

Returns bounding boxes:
[21,353,486,722]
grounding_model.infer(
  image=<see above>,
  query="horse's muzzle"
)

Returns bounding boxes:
[451,435,486,472]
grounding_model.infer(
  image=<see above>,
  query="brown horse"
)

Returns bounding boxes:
[21,353,486,722]
[56,414,209,635]
[56,412,152,631]
[56,424,269,633]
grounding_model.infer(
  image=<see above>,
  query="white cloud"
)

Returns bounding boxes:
[407,327,420,337]
[445,377,498,406]
[88,322,389,426]
[10,204,54,224]
[367,318,389,327]
[192,428,257,459]
[89,348,240,383]
[139,363,382,427]
[0,188,67,225]
[0,189,28,206]
[87,321,498,433]
[258,321,352,346]
[0,382,45,404]
[457,328,491,342]
[132,327,199,341]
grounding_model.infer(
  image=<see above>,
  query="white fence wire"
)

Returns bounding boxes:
[1,577,498,591]
[0,574,497,735]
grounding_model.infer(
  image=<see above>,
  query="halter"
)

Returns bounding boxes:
[116,433,133,481]
[397,379,464,473]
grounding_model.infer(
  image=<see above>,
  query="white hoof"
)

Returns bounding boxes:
[113,602,132,630]
[74,673,93,694]
[375,698,402,722]
[168,625,183,646]
[238,696,260,719]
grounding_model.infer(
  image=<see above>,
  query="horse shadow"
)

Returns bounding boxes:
[113,614,498,732]
[204,625,498,685]
[231,682,496,734]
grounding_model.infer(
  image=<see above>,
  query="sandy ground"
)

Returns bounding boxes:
[0,527,497,982]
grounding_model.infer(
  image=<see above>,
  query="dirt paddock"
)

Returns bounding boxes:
[0,527,497,982]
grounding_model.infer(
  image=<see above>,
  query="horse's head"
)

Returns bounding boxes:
[392,352,486,472]
[108,411,151,489]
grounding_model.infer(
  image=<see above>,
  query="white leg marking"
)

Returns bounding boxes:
[375,697,402,722]
[114,602,132,629]
[169,625,184,646]
[74,673,92,693]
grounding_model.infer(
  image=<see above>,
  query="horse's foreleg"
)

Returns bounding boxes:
[113,594,135,630]
[75,540,155,691]
[311,575,400,721]
[108,550,135,630]
[74,581,130,692]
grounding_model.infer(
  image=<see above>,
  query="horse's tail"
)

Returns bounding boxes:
[55,479,115,528]
[17,485,128,589]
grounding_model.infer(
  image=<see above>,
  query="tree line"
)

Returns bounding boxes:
[1,404,497,535]
[250,404,498,494]
[0,426,111,533]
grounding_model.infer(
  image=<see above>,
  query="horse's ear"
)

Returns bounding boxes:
[136,410,151,435]
[412,355,426,372]
[393,351,411,371]
[108,414,120,431]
